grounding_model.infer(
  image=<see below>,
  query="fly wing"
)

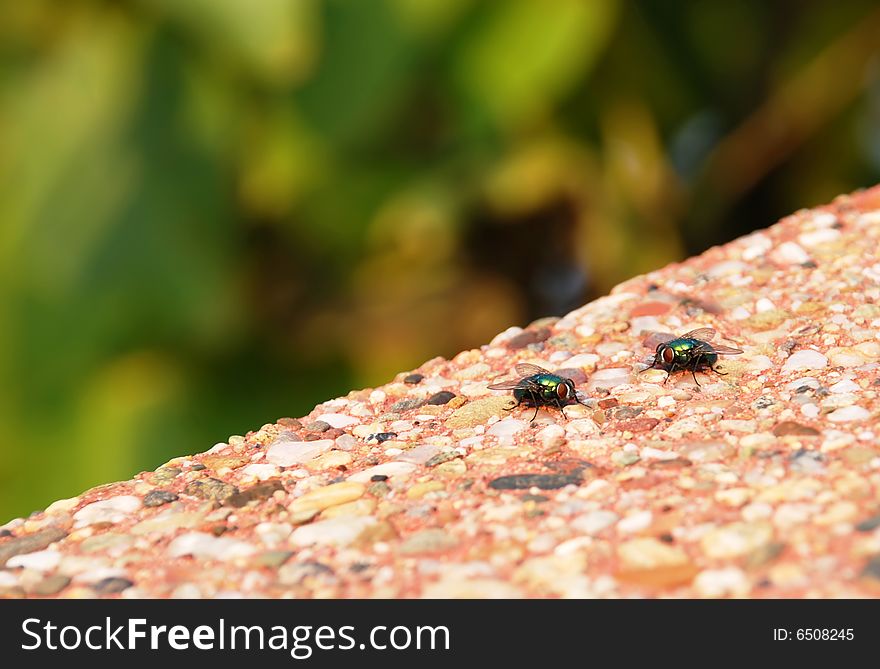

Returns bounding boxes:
[641,331,676,349]
[680,327,716,341]
[487,377,526,391]
[514,362,552,377]
[706,343,743,355]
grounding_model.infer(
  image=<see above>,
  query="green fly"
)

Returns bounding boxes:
[642,327,743,386]
[487,363,587,421]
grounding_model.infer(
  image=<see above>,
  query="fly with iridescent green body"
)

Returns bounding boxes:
[642,327,743,386]
[487,363,587,421]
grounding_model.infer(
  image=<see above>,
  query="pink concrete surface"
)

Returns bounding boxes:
[4,185,880,598]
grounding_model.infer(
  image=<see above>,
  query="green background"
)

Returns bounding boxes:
[2,0,879,522]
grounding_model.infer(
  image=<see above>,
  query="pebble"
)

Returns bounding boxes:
[827,347,871,367]
[571,510,618,534]
[266,439,334,466]
[618,538,689,569]
[326,435,361,457]
[827,406,870,422]
[426,391,456,406]
[399,529,459,555]
[489,473,582,490]
[7,549,62,571]
[143,490,179,507]
[773,421,820,437]
[560,353,600,370]
[396,444,441,465]
[321,498,377,518]
[289,482,366,519]
[305,420,331,433]
[617,417,659,433]
[290,517,377,547]
[446,397,511,428]
[73,496,141,527]
[694,568,749,597]
[0,528,67,566]
[701,522,773,559]
[239,463,281,480]
[829,379,860,394]
[92,577,134,595]
[167,532,255,560]
[306,450,353,471]
[253,551,294,569]
[782,350,828,373]
[348,462,417,483]
[772,241,811,265]
[487,418,527,439]
[611,451,640,467]
[80,534,134,554]
[28,574,71,596]
[618,511,653,533]
[184,478,238,503]
[228,480,286,507]
[404,373,424,384]
[130,510,204,535]
[316,413,360,428]
[587,368,633,390]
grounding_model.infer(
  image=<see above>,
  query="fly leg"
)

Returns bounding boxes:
[555,397,568,420]
[527,389,540,423]
[690,357,702,387]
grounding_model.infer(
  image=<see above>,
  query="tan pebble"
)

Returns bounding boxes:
[701,522,773,559]
[446,397,511,428]
[434,459,467,477]
[376,502,405,518]
[715,488,753,508]
[407,481,445,499]
[44,498,80,515]
[352,520,397,547]
[321,498,377,519]
[200,454,251,471]
[353,423,382,438]
[827,347,870,367]
[446,396,469,410]
[768,563,807,588]
[306,450,353,470]
[617,538,690,569]
[814,501,858,526]
[288,481,366,518]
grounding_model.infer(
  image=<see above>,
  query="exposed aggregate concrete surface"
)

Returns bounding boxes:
[4,186,880,599]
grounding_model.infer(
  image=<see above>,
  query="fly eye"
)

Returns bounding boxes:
[557,383,569,399]
[662,347,675,364]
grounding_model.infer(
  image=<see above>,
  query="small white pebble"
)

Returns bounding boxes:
[782,349,828,373]
[773,241,811,265]
[800,403,820,418]
[7,550,62,571]
[617,510,652,533]
[755,298,776,313]
[695,567,749,597]
[827,406,870,423]
[829,379,860,394]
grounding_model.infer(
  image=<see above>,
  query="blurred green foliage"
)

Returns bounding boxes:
[1,0,879,521]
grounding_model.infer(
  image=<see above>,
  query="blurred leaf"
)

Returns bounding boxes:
[454,0,619,130]
[139,0,320,84]
[296,0,415,146]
